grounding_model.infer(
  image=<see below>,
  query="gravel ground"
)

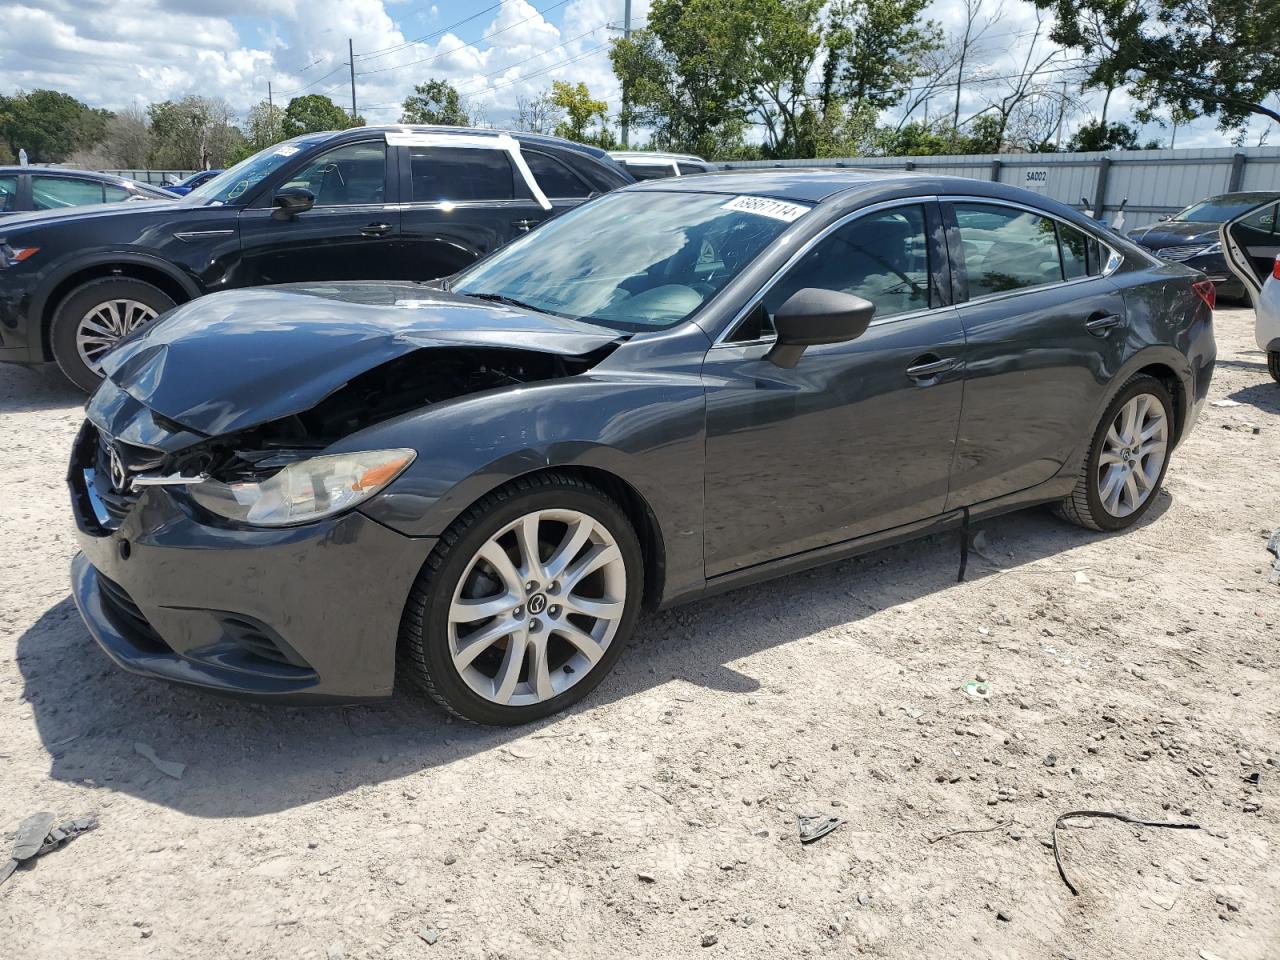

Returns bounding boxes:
[1,306,1277,960]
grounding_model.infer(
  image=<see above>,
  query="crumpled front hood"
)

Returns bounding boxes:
[1127,221,1219,248]
[100,282,621,437]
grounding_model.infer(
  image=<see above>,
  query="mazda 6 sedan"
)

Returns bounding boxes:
[68,170,1216,724]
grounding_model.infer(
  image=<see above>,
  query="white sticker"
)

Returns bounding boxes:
[273,145,300,157]
[721,195,809,222]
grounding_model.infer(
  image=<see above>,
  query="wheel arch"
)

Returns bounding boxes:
[37,255,200,359]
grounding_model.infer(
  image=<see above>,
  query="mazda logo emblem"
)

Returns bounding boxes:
[527,593,547,615]
[108,444,128,493]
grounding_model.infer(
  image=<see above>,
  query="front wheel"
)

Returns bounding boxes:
[1268,350,1280,383]
[51,277,175,392]
[1055,375,1174,532]
[399,473,643,724]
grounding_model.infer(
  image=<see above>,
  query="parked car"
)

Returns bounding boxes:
[0,167,173,218]
[164,169,223,195]
[0,126,632,390]
[68,171,1215,724]
[608,151,715,180]
[1220,198,1280,381]
[1127,191,1280,301]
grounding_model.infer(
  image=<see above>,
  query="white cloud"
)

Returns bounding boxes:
[0,0,1259,149]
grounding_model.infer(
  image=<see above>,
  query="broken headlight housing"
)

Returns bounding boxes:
[188,448,416,527]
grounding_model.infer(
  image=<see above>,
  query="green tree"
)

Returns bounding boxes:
[0,89,106,162]
[282,94,362,138]
[148,96,244,169]
[401,79,470,126]
[243,99,286,151]
[1030,0,1280,130]
[1067,119,1160,151]
[550,81,614,146]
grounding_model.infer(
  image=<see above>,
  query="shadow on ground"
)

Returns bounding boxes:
[17,495,1169,819]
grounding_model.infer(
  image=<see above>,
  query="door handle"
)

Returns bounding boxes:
[906,356,959,381]
[512,218,539,232]
[1085,313,1122,336]
[361,222,392,237]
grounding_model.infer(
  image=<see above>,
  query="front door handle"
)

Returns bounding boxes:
[906,356,959,381]
[512,218,540,232]
[361,222,392,237]
[1085,313,1122,336]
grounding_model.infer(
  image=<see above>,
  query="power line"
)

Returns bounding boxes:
[353,2,507,63]
[359,0,576,78]
[453,24,610,94]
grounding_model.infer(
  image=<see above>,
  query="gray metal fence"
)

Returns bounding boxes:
[714,146,1280,230]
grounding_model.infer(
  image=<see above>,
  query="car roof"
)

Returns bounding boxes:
[610,151,708,163]
[1199,191,1280,204]
[0,166,134,183]
[319,125,617,161]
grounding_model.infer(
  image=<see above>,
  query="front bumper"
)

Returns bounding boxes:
[68,431,436,703]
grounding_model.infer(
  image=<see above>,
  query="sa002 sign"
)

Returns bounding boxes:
[1020,167,1050,191]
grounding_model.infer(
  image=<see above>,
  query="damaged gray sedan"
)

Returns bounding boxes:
[69,171,1215,724]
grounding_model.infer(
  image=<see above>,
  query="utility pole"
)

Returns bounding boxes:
[1054,80,1067,149]
[348,38,358,120]
[621,0,631,148]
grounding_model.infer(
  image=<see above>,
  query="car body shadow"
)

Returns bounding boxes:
[16,492,1170,819]
[1227,380,1280,414]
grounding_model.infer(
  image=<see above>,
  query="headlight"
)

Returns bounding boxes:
[0,244,40,268]
[188,448,415,527]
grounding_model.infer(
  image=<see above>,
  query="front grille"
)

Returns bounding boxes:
[219,614,301,666]
[1156,244,1212,261]
[83,425,163,529]
[96,573,168,652]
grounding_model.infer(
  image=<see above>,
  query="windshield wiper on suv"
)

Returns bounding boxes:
[462,292,553,315]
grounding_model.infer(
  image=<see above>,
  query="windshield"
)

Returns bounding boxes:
[1173,195,1276,223]
[184,137,324,205]
[451,190,808,331]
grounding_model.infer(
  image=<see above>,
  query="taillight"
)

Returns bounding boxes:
[1272,255,1280,281]
[1191,279,1216,310]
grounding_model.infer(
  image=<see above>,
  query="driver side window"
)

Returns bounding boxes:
[283,141,387,206]
[734,205,930,340]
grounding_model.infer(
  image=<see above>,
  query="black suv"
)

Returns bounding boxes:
[0,126,632,390]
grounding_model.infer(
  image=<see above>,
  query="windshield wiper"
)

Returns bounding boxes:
[463,292,552,315]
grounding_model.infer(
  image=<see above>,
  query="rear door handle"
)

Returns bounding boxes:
[1085,313,1122,336]
[906,356,959,381]
[361,222,393,237]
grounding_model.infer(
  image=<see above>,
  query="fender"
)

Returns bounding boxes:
[343,373,709,607]
[35,250,203,324]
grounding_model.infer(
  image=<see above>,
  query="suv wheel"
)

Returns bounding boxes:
[1268,350,1280,384]
[51,277,175,392]
[399,472,643,725]
[1055,374,1174,532]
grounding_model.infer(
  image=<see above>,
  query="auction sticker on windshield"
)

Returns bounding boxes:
[721,195,810,222]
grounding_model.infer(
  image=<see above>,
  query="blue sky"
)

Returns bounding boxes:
[0,0,1271,150]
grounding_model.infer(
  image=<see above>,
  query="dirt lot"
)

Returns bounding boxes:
[1,306,1276,960]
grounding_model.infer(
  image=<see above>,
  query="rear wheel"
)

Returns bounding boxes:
[51,277,175,392]
[1055,375,1173,532]
[1268,350,1280,383]
[399,473,643,725]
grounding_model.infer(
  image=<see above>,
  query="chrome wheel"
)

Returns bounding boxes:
[75,299,158,371]
[1097,393,1168,518]
[448,509,627,707]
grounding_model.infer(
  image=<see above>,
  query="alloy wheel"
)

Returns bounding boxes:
[447,508,627,707]
[75,299,159,371]
[1097,393,1168,518]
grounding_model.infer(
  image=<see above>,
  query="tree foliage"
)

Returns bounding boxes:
[1031,0,1280,128]
[282,94,362,138]
[0,89,107,162]
[1067,118,1160,151]
[148,96,245,169]
[550,81,614,147]
[401,79,470,126]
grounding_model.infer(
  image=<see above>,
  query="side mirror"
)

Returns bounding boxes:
[764,288,876,369]
[1157,214,1171,222]
[272,187,315,220]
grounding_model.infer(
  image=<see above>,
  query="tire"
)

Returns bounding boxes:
[1269,350,1280,384]
[399,472,644,725]
[51,277,176,392]
[1055,374,1174,532]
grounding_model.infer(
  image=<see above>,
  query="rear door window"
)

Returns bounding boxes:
[677,163,707,176]
[409,146,517,203]
[623,161,674,181]
[285,141,387,206]
[0,176,17,212]
[32,176,104,210]
[103,184,132,203]
[523,150,591,199]
[953,202,1065,297]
